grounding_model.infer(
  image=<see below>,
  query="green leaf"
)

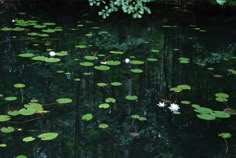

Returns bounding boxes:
[7,110,20,116]
[215,92,229,98]
[194,107,213,114]
[125,95,138,101]
[16,155,28,158]
[19,108,36,116]
[106,60,121,66]
[4,96,17,101]
[0,144,7,147]
[0,115,11,122]
[94,65,110,71]
[212,111,230,118]
[130,68,143,73]
[98,123,109,129]
[110,82,122,86]
[13,83,26,88]
[22,136,35,142]
[97,82,108,87]
[105,97,116,103]
[84,56,98,60]
[80,62,94,67]
[130,60,144,65]
[38,132,58,141]
[18,53,34,58]
[0,126,15,133]
[218,132,232,139]
[82,113,93,121]
[98,103,110,109]
[181,100,191,105]
[56,98,73,104]
[196,113,216,120]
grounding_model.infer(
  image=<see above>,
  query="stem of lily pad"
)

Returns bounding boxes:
[224,138,228,154]
[20,88,24,103]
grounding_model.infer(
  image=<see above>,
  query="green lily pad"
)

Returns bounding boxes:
[75,44,87,49]
[192,104,201,109]
[105,97,116,103]
[147,58,158,62]
[22,136,35,142]
[196,113,216,120]
[0,126,15,133]
[106,60,121,66]
[31,56,46,61]
[16,155,27,158]
[18,53,35,58]
[7,110,20,116]
[82,113,93,121]
[110,82,122,86]
[218,132,232,139]
[212,111,230,118]
[44,57,61,63]
[0,144,7,147]
[4,96,17,101]
[14,83,26,88]
[84,56,98,60]
[80,62,94,67]
[24,102,43,111]
[96,82,108,87]
[98,123,109,129]
[56,98,73,104]
[0,115,11,122]
[19,108,36,116]
[130,68,143,73]
[178,57,190,64]
[109,50,124,55]
[125,95,138,101]
[38,132,58,141]
[181,100,191,105]
[215,93,229,98]
[194,107,213,114]
[130,60,144,65]
[98,103,110,109]
[94,65,110,71]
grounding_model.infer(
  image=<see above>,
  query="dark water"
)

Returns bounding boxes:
[0,11,236,158]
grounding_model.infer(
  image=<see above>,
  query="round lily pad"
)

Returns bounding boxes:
[106,60,121,66]
[194,107,213,114]
[196,113,216,120]
[218,132,232,139]
[7,110,20,116]
[94,65,110,71]
[105,97,116,103]
[0,115,11,122]
[16,155,27,158]
[98,123,109,129]
[4,96,17,101]
[84,56,98,60]
[19,108,36,116]
[110,82,122,86]
[14,83,26,88]
[80,62,94,67]
[130,69,143,73]
[38,132,58,141]
[18,53,34,58]
[82,113,93,121]
[56,98,72,104]
[212,111,230,118]
[22,136,35,142]
[0,126,15,133]
[125,95,138,101]
[130,60,144,65]
[98,103,110,109]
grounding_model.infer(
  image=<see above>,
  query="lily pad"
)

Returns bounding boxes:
[98,103,110,109]
[94,65,110,71]
[22,136,35,142]
[105,97,116,103]
[125,95,138,101]
[14,83,26,88]
[4,96,17,101]
[111,82,122,86]
[98,123,109,129]
[106,60,121,66]
[212,111,230,118]
[80,62,94,67]
[16,155,27,158]
[218,132,232,139]
[0,126,15,133]
[178,57,190,64]
[82,113,93,121]
[131,68,143,73]
[7,110,20,116]
[19,108,36,116]
[0,144,7,147]
[38,132,58,141]
[18,53,35,58]
[56,98,73,104]
[84,56,98,60]
[97,82,108,87]
[0,115,11,122]
[130,60,144,65]
[196,113,216,120]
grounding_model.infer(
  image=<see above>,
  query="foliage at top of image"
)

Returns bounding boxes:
[88,0,152,18]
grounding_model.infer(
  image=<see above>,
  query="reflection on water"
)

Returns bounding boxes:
[0,11,235,158]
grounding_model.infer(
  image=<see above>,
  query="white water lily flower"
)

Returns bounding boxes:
[125,58,130,63]
[49,51,56,57]
[100,61,107,64]
[157,102,166,108]
[168,103,180,112]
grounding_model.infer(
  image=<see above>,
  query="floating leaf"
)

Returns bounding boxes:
[197,113,216,120]
[105,97,116,103]
[96,82,108,87]
[18,53,34,58]
[181,100,191,105]
[0,144,7,147]
[24,103,43,111]
[98,103,110,109]
[147,58,158,62]
[22,136,35,142]
[130,60,144,65]
[215,93,229,98]
[44,57,61,63]
[194,107,213,114]
[82,113,93,121]
[125,95,138,101]
[0,126,15,133]
[38,132,58,141]
[7,110,20,116]
[4,96,17,101]
[94,65,110,71]
[218,132,232,139]
[130,68,143,73]
[75,44,87,49]
[178,57,190,64]
[19,108,36,116]
[16,155,27,158]
[14,83,26,88]
[110,82,122,86]
[98,123,109,129]
[109,50,124,55]
[0,115,11,122]
[106,60,121,66]
[56,98,72,104]
[84,56,98,60]
[212,111,230,118]
[80,62,94,67]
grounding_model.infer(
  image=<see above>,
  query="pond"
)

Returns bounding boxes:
[0,10,235,158]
